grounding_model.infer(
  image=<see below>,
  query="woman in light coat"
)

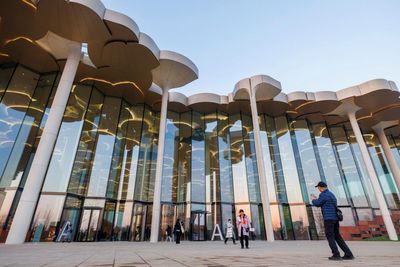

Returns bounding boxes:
[236,209,250,249]
[224,219,236,244]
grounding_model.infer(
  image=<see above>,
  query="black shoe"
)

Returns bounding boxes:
[246,247,249,249]
[342,255,355,260]
[328,256,342,261]
[241,247,244,249]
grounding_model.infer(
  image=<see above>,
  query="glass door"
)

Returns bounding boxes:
[191,211,206,241]
[77,209,101,241]
[130,203,147,241]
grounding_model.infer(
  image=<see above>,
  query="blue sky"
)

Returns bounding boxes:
[103,0,400,96]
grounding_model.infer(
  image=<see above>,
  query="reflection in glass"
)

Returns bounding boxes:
[311,123,348,205]
[161,112,179,202]
[42,85,92,192]
[0,65,15,101]
[230,114,249,203]
[87,97,122,197]
[68,88,104,195]
[242,114,261,203]
[191,112,205,203]
[346,128,378,208]
[290,120,322,202]
[30,195,65,242]
[217,112,234,203]
[365,133,400,209]
[134,107,159,202]
[330,126,368,207]
[259,115,278,203]
[289,205,310,240]
[275,116,303,204]
[0,66,38,181]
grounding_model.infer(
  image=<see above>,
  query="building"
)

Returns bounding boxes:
[0,0,399,244]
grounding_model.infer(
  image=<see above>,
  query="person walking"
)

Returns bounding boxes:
[174,219,184,244]
[64,221,73,243]
[224,219,236,244]
[311,181,354,261]
[236,209,250,249]
[166,225,172,242]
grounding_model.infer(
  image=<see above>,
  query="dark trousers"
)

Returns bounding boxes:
[240,228,249,248]
[224,237,236,244]
[324,220,353,257]
[175,232,181,244]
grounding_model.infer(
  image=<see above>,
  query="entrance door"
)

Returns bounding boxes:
[77,209,101,241]
[130,204,147,241]
[191,212,206,241]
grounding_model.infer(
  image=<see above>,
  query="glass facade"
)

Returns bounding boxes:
[0,64,399,243]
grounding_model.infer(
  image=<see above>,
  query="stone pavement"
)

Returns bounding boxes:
[0,240,399,267]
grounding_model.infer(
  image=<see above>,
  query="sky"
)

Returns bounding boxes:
[102,0,400,97]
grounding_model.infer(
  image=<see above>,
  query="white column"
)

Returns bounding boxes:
[249,89,274,242]
[348,111,398,240]
[6,43,81,244]
[150,88,169,243]
[374,127,400,194]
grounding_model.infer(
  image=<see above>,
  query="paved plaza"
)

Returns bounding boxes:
[0,241,399,267]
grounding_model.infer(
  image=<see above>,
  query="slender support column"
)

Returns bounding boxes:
[348,112,398,240]
[6,43,82,244]
[373,126,400,194]
[150,89,169,243]
[249,89,274,242]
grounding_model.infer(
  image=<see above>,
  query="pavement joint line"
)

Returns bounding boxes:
[134,252,152,267]
[75,253,97,267]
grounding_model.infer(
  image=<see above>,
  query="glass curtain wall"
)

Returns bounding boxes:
[0,65,58,242]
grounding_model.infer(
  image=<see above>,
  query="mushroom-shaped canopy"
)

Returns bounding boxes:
[152,50,199,90]
[188,93,223,113]
[251,75,282,101]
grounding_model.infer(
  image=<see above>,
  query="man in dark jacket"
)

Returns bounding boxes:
[311,181,354,261]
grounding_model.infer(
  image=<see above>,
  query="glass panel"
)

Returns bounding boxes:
[270,204,282,240]
[230,114,249,203]
[0,65,15,100]
[60,195,83,241]
[0,73,56,188]
[42,85,92,192]
[161,111,179,202]
[330,126,368,207]
[366,133,400,209]
[204,112,218,205]
[0,189,18,242]
[68,89,104,195]
[264,116,288,203]
[113,201,132,241]
[311,123,348,205]
[118,105,144,201]
[87,97,121,197]
[291,120,322,202]
[106,101,131,199]
[339,207,356,226]
[217,112,234,203]
[0,66,38,181]
[250,204,265,240]
[30,195,65,242]
[177,112,191,203]
[289,205,310,240]
[281,204,294,240]
[99,200,116,240]
[259,115,277,203]
[275,116,303,204]
[160,204,176,241]
[346,128,378,208]
[242,114,261,203]
[134,107,159,202]
[387,135,400,170]
[191,112,205,203]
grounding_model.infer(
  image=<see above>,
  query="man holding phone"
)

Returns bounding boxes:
[311,181,354,261]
